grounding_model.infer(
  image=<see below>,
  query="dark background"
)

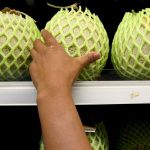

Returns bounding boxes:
[0,0,150,149]
[1,105,150,150]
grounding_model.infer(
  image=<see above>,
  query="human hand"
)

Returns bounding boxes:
[29,29,100,94]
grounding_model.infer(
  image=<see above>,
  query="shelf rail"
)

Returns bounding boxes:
[0,81,150,105]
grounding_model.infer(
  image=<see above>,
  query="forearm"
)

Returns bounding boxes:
[30,30,100,150]
[37,88,92,150]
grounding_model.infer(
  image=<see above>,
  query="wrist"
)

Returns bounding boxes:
[36,85,72,103]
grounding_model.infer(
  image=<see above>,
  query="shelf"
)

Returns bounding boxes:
[0,81,150,105]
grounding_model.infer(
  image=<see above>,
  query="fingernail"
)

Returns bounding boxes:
[41,29,44,32]
[94,52,100,59]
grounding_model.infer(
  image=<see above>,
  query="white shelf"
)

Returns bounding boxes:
[0,81,150,105]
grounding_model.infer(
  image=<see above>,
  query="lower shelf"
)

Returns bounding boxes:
[0,105,149,150]
[0,81,150,105]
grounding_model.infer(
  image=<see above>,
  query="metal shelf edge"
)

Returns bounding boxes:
[0,81,150,105]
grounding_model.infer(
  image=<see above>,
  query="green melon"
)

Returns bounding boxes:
[111,8,150,79]
[39,122,109,150]
[86,122,109,150]
[116,120,150,150]
[0,8,41,81]
[39,140,44,150]
[45,6,109,80]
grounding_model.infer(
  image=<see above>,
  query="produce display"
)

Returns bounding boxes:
[111,8,150,79]
[0,8,41,81]
[0,0,150,150]
[39,122,109,150]
[87,122,109,150]
[116,120,150,150]
[1,6,150,81]
[45,6,109,80]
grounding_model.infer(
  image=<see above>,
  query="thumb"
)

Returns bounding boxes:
[77,51,100,68]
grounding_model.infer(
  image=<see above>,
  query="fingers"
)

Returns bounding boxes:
[29,61,38,88]
[30,48,39,61]
[77,51,100,68]
[33,39,46,53]
[41,29,58,46]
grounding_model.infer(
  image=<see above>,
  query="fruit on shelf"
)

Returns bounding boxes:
[111,8,150,79]
[39,140,44,150]
[45,6,109,80]
[116,120,150,150]
[0,7,41,81]
[39,122,109,150]
[87,122,109,150]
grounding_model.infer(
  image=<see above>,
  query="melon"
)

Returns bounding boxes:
[0,8,41,80]
[87,122,109,150]
[116,120,150,150]
[111,8,150,79]
[45,6,109,80]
